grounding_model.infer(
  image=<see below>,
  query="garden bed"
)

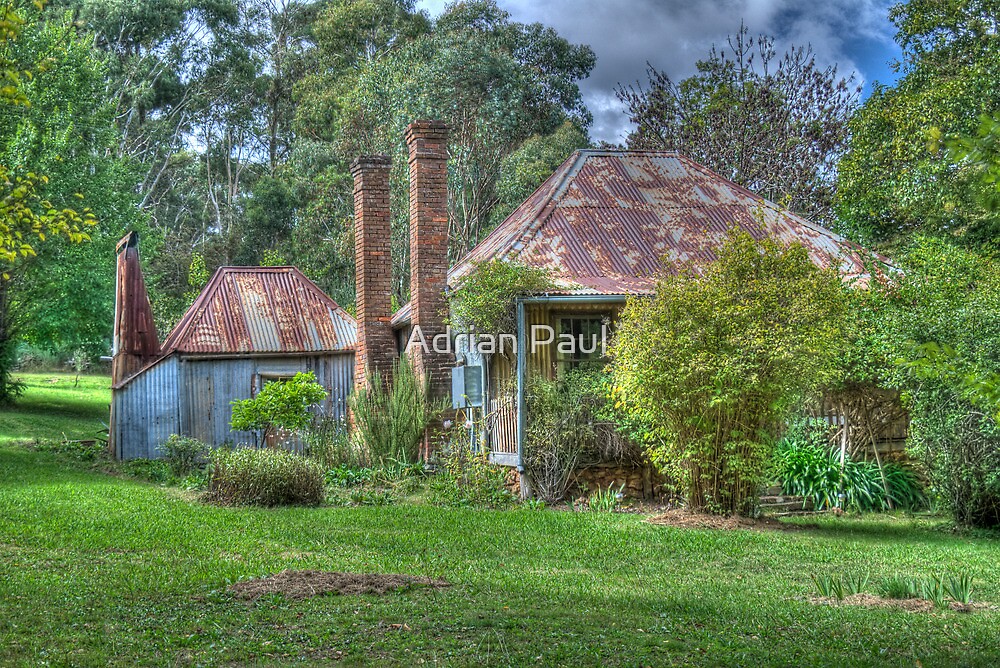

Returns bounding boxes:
[229,570,449,601]
[809,593,991,614]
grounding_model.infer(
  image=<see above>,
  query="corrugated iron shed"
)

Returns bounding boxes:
[160,266,357,355]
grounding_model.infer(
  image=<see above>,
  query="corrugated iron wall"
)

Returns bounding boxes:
[111,356,181,459]
[112,352,354,459]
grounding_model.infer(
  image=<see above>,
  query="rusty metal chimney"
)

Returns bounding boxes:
[111,232,159,385]
[351,155,396,389]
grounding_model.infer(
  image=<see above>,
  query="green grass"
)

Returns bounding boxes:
[1,449,999,666]
[0,373,110,444]
[1,375,999,665]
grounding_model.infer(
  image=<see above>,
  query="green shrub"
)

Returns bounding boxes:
[611,231,848,515]
[349,488,395,506]
[431,444,515,509]
[349,356,444,465]
[771,421,927,512]
[158,434,211,477]
[119,459,173,484]
[325,465,375,488]
[523,371,597,503]
[230,372,327,446]
[912,404,1000,528]
[206,448,325,506]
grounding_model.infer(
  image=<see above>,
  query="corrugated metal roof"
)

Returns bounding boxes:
[161,266,357,355]
[449,150,879,292]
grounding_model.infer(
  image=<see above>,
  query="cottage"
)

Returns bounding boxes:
[109,233,357,459]
[365,145,883,480]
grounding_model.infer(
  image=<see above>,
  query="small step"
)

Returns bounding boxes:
[759,494,813,513]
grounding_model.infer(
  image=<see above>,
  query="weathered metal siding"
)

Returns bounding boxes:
[179,353,354,450]
[112,352,354,459]
[111,356,181,459]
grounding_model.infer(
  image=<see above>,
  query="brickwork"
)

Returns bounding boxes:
[405,120,451,401]
[351,155,396,389]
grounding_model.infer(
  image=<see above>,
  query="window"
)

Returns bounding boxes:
[556,316,607,371]
[254,373,295,396]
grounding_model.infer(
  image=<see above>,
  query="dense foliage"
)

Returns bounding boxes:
[840,236,1000,527]
[207,447,326,507]
[158,434,212,478]
[610,232,848,514]
[836,0,1000,245]
[617,25,858,223]
[430,442,515,509]
[447,260,552,335]
[770,419,926,512]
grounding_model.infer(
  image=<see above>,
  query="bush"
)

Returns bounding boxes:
[206,448,325,506]
[431,443,516,509]
[771,420,927,512]
[230,372,328,446]
[349,356,444,465]
[523,371,598,503]
[913,404,1000,527]
[611,231,848,514]
[158,434,211,477]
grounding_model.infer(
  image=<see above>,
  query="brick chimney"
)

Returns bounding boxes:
[112,232,159,385]
[351,154,396,389]
[405,120,451,401]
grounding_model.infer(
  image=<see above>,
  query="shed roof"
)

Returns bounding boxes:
[392,150,879,326]
[160,266,357,355]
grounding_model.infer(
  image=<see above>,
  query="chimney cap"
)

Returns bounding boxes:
[350,154,392,174]
[116,230,139,254]
[405,119,448,140]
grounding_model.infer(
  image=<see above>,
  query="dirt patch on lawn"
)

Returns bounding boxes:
[647,509,814,532]
[229,570,450,601]
[810,593,991,613]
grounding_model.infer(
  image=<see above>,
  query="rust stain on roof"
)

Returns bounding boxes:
[161,266,357,355]
[447,150,881,296]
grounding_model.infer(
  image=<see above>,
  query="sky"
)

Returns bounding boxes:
[415,0,902,145]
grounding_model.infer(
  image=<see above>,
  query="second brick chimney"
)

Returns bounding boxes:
[405,120,451,400]
[352,154,396,389]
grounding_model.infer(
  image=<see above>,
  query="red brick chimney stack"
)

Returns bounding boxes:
[405,120,451,400]
[351,154,396,389]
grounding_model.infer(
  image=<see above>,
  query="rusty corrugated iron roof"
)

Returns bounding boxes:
[392,150,884,327]
[161,266,357,355]
[449,150,879,292]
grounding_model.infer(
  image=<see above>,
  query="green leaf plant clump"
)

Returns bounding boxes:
[610,230,848,515]
[230,372,328,447]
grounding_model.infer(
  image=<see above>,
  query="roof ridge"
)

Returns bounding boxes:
[503,150,588,263]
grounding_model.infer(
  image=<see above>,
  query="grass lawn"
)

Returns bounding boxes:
[1,375,1000,666]
[0,373,110,445]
